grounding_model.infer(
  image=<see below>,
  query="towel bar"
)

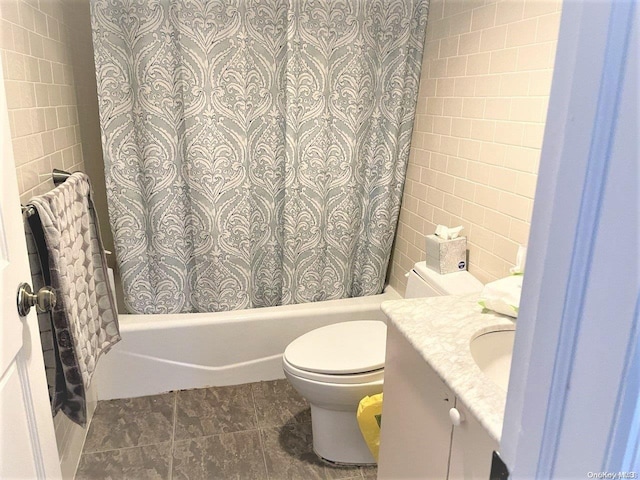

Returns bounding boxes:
[52,168,71,186]
[21,169,72,218]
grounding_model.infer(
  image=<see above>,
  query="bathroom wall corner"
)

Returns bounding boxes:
[389,0,563,287]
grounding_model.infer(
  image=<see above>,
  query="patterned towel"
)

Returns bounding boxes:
[29,172,120,426]
[24,216,66,413]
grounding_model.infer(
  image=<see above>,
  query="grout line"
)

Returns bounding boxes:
[250,381,271,480]
[173,427,264,443]
[168,390,177,480]
[82,440,173,455]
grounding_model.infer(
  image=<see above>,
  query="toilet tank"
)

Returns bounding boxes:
[405,261,483,299]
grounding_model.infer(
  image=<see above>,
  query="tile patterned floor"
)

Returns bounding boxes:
[76,380,377,480]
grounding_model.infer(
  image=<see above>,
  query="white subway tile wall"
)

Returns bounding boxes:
[389,0,562,290]
[0,0,87,202]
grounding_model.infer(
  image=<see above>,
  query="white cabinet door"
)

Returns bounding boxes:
[378,323,454,480]
[0,54,61,479]
[448,401,498,480]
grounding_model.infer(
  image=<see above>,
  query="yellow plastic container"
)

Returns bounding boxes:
[357,393,383,461]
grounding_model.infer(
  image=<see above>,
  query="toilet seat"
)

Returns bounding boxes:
[283,356,384,384]
[283,320,387,383]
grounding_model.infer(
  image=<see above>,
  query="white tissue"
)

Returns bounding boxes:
[478,275,523,318]
[434,224,464,240]
[509,245,527,275]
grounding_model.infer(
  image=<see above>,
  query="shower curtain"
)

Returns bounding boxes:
[91,0,429,314]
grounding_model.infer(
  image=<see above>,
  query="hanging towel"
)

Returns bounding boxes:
[29,172,120,426]
[24,217,66,412]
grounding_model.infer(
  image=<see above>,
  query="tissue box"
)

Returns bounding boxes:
[425,235,467,274]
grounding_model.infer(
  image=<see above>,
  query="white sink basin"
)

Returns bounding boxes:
[470,330,515,391]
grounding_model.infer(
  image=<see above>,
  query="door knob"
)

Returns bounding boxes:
[17,283,56,316]
[449,407,465,426]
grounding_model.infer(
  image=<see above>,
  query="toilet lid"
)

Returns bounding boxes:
[283,321,387,375]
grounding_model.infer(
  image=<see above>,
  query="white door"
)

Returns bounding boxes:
[0,55,61,477]
[500,1,639,477]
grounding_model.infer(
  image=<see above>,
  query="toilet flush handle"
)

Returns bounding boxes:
[449,407,465,426]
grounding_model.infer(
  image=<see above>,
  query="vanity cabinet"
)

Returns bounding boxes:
[377,322,454,479]
[448,401,498,479]
[378,322,497,480]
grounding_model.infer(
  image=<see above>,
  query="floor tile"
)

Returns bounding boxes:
[172,430,267,480]
[80,381,379,479]
[361,464,378,478]
[83,393,175,453]
[261,423,362,480]
[174,384,257,440]
[76,442,171,480]
[251,379,311,428]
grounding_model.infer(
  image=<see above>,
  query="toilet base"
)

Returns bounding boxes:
[310,404,376,466]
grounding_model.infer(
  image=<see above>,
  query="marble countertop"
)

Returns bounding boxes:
[381,294,515,443]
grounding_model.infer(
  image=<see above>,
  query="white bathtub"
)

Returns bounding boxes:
[93,287,401,400]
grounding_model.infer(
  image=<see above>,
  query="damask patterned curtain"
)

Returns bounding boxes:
[91,0,429,314]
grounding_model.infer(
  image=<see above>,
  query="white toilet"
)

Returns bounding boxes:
[282,261,484,465]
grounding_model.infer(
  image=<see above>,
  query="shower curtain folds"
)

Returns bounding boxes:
[91,0,429,314]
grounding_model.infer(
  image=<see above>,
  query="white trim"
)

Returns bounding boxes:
[606,295,640,471]
[501,1,639,477]
[602,2,640,470]
[537,1,636,476]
